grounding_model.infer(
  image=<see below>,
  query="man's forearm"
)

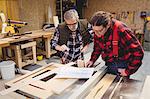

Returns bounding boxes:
[55,45,62,51]
[55,44,69,52]
[90,52,100,64]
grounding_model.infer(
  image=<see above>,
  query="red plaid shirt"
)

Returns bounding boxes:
[90,20,144,75]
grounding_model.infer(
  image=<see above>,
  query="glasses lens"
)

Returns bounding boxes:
[66,22,77,26]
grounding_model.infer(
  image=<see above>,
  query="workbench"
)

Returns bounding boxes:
[0,62,106,99]
[0,29,54,59]
[0,61,147,99]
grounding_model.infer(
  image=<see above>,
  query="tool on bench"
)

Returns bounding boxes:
[6,19,27,34]
[0,11,27,36]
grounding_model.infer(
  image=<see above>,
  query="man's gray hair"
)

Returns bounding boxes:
[64,9,79,21]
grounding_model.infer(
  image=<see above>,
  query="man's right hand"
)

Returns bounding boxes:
[56,44,69,52]
[85,61,94,67]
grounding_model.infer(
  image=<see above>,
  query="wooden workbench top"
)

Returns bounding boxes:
[0,29,55,47]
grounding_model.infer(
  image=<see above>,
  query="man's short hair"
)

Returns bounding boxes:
[64,9,79,21]
[90,11,112,27]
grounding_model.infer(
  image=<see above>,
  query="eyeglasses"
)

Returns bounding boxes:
[66,22,78,26]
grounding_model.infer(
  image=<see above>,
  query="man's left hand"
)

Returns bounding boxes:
[118,69,128,76]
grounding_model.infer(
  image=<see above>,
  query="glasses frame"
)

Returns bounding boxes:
[66,22,78,26]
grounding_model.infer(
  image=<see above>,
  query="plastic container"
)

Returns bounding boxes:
[37,55,43,61]
[0,61,15,80]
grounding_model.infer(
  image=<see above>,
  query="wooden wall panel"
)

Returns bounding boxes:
[0,0,19,58]
[84,0,150,29]
[19,0,56,33]
[18,0,39,32]
[84,0,150,19]
[37,0,56,29]
[0,0,19,30]
[6,0,19,20]
[0,1,7,58]
[0,0,7,29]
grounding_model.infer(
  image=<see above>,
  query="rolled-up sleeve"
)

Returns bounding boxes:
[90,36,102,63]
[121,30,144,75]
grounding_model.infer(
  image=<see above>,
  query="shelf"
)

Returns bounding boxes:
[56,0,76,22]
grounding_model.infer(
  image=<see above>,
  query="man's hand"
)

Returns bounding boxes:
[118,69,128,76]
[85,61,94,67]
[60,44,69,51]
[56,44,69,52]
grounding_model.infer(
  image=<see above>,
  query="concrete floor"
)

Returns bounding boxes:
[131,51,150,81]
[0,43,150,97]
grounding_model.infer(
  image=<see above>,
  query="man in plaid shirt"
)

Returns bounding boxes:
[51,9,93,64]
[86,11,144,76]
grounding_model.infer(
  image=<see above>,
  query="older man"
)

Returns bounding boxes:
[51,9,93,64]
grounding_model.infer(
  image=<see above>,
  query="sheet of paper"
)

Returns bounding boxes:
[55,67,94,79]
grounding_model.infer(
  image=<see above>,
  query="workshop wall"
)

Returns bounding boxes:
[0,1,7,30]
[0,0,56,58]
[0,0,19,59]
[84,0,150,30]
[0,0,19,31]
[18,0,56,32]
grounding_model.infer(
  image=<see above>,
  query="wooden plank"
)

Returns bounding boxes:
[0,92,27,99]
[2,63,79,98]
[109,76,123,99]
[1,63,56,95]
[14,45,22,68]
[30,63,78,95]
[0,38,14,42]
[6,63,56,86]
[20,41,36,49]
[44,37,51,58]
[86,74,116,99]
[2,47,7,60]
[69,66,107,99]
[140,76,150,99]
[7,36,32,44]
[51,79,78,94]
[21,60,34,67]
[32,45,37,64]
[0,41,9,47]
[0,68,57,96]
[0,78,36,95]
[18,83,54,99]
